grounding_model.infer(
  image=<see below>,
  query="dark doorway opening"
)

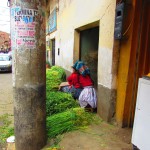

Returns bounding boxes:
[52,39,55,66]
[80,26,99,88]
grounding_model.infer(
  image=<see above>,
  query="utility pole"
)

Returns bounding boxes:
[10,0,46,149]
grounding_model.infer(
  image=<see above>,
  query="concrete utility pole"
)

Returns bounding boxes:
[10,0,46,149]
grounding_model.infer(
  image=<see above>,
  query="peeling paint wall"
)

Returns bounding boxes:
[97,1,117,90]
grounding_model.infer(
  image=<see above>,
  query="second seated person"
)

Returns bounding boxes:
[75,61,97,110]
[66,64,83,99]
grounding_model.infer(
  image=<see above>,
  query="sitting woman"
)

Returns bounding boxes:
[60,64,83,99]
[75,61,97,110]
[67,66,83,99]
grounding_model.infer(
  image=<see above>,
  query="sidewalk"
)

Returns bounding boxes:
[6,116,132,150]
[43,115,133,150]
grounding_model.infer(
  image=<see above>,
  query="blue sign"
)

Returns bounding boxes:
[49,8,57,33]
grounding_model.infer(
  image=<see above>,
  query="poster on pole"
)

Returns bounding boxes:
[11,7,39,49]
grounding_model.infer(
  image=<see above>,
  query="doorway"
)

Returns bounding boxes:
[79,27,99,87]
[123,0,150,127]
[52,39,55,66]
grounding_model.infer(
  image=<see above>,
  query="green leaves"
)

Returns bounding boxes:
[46,91,79,116]
[46,66,94,141]
[46,108,94,138]
[0,114,14,144]
[46,66,66,92]
[46,66,78,116]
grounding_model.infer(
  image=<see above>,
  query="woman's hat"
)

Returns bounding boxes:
[71,61,79,69]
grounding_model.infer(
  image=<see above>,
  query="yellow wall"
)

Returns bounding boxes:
[116,39,132,125]
[116,1,136,126]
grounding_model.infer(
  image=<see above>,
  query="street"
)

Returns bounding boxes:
[0,72,13,117]
[0,72,14,149]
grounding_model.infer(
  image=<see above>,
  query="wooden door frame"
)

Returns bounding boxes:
[122,0,144,127]
[122,1,142,127]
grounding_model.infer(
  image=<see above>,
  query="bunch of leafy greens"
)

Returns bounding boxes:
[46,108,94,139]
[0,114,14,145]
[46,91,79,116]
[46,66,66,92]
[50,66,66,81]
[45,66,94,142]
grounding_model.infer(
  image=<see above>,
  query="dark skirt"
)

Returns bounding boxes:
[60,86,83,99]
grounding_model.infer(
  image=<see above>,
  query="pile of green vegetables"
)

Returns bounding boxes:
[46,66,94,142]
[46,66,66,92]
[46,66,79,116]
[0,114,14,145]
[46,108,94,138]
[46,91,79,116]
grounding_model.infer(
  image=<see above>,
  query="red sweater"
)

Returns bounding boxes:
[79,75,93,87]
[67,73,80,88]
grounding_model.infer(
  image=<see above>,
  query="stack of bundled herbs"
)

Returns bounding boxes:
[46,66,79,116]
[50,66,66,82]
[46,66,66,92]
[0,114,14,146]
[46,108,94,139]
[46,65,94,148]
[46,91,79,116]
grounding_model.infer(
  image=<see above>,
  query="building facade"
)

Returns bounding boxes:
[46,0,150,127]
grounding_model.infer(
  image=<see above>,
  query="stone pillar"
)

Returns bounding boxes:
[10,0,46,149]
